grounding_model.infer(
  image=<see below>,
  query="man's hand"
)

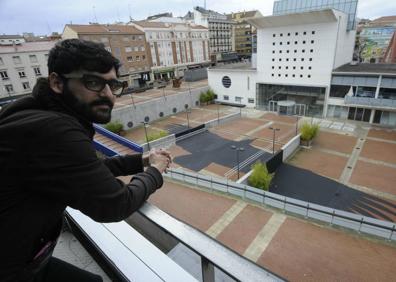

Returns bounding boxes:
[146,148,172,174]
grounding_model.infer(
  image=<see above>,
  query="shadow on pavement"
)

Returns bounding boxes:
[271,164,396,222]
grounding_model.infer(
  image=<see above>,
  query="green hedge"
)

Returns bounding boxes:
[199,89,216,104]
[146,130,168,142]
[104,121,124,135]
[300,122,319,141]
[247,161,274,191]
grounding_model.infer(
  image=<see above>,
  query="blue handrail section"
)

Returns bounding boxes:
[94,124,143,153]
[93,140,119,157]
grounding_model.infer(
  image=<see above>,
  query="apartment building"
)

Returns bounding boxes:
[327,63,396,126]
[227,10,262,59]
[129,21,210,79]
[0,35,25,46]
[0,41,55,99]
[62,24,152,88]
[193,6,235,59]
[208,8,356,118]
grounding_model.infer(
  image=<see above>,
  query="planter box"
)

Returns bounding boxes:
[300,139,312,147]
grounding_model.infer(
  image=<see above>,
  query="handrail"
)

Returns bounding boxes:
[94,124,143,153]
[167,169,396,241]
[136,202,285,282]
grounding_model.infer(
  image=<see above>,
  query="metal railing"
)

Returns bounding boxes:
[166,169,396,241]
[129,203,285,282]
[345,96,396,108]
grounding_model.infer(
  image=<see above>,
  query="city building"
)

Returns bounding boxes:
[356,16,396,63]
[0,34,25,46]
[383,31,396,63]
[62,24,152,88]
[208,9,356,118]
[192,6,235,60]
[273,0,358,30]
[129,21,210,79]
[227,10,262,59]
[327,63,396,126]
[0,41,55,99]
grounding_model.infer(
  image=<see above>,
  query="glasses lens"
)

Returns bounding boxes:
[109,81,124,95]
[84,76,105,92]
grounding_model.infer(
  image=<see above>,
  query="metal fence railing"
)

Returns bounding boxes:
[166,169,396,241]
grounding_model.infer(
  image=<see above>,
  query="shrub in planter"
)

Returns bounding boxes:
[104,121,124,135]
[247,161,274,191]
[147,130,168,142]
[300,122,319,146]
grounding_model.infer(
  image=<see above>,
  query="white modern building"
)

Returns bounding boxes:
[0,41,56,99]
[208,9,356,117]
[0,35,25,46]
[129,21,210,79]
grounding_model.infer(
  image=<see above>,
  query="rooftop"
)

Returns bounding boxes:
[65,24,144,34]
[209,62,256,71]
[0,41,56,54]
[131,21,207,30]
[0,34,23,39]
[247,9,340,28]
[333,63,396,75]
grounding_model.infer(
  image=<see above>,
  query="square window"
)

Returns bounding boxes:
[279,66,281,69]
[300,66,304,70]
[271,73,274,76]
[293,58,296,61]
[295,32,298,36]
[272,58,275,61]
[311,40,314,44]
[301,58,304,61]
[293,66,296,69]
[285,74,288,77]
[273,42,275,46]
[303,41,306,44]
[224,95,229,100]
[294,50,297,53]
[300,75,303,78]
[294,41,298,44]
[309,58,312,61]
[273,34,276,37]
[310,49,313,53]
[286,66,289,69]
[278,74,281,77]
[280,33,283,37]
[287,50,290,53]
[303,31,307,35]
[312,31,315,34]
[292,74,295,77]
[287,41,290,45]
[308,75,311,78]
[280,42,283,45]
[286,58,289,61]
[272,66,274,69]
[272,50,275,53]
[308,66,312,70]
[279,50,282,53]
[287,33,290,36]
[302,50,305,53]
[279,58,282,61]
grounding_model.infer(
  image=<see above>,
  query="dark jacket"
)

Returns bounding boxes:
[0,78,163,281]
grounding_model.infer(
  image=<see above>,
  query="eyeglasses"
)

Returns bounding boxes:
[61,73,127,96]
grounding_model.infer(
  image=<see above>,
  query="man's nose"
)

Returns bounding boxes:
[100,84,114,99]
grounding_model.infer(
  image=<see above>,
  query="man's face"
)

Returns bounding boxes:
[62,68,117,124]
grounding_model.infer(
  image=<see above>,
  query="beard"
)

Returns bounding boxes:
[61,86,114,124]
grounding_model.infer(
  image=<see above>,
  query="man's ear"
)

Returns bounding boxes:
[48,72,64,94]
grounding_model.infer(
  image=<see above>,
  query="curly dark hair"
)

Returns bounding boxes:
[47,39,121,76]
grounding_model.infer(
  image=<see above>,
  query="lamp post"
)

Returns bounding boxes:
[216,102,220,124]
[162,85,167,101]
[129,93,136,109]
[295,115,299,136]
[141,121,150,151]
[186,109,191,128]
[269,127,280,155]
[231,145,244,180]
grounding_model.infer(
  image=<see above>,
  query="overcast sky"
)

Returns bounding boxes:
[1,0,395,35]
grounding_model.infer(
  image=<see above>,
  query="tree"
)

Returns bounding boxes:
[248,161,274,191]
[300,122,319,141]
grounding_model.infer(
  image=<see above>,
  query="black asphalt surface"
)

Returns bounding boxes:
[270,164,396,222]
[174,131,272,172]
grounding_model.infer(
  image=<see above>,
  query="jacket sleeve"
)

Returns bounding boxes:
[103,154,144,176]
[24,117,163,222]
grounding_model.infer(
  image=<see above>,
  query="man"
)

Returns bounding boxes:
[0,39,171,281]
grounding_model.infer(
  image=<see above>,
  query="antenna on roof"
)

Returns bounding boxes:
[93,6,98,23]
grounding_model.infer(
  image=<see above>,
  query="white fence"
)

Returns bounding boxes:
[205,112,241,129]
[281,134,301,162]
[165,168,396,241]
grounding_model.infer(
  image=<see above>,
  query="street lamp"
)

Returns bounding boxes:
[216,102,220,124]
[269,127,280,155]
[295,115,299,136]
[162,85,167,101]
[129,93,136,109]
[141,121,150,151]
[186,108,191,128]
[231,145,245,180]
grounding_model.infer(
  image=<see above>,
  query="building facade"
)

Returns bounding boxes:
[327,63,396,126]
[193,6,235,59]
[0,41,55,99]
[62,24,152,88]
[129,21,210,80]
[208,9,356,118]
[227,11,262,59]
[273,0,358,30]
[0,35,25,46]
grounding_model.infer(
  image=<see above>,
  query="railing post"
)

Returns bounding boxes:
[305,203,309,219]
[389,224,395,241]
[330,210,335,226]
[358,217,364,233]
[283,197,287,212]
[201,257,215,282]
